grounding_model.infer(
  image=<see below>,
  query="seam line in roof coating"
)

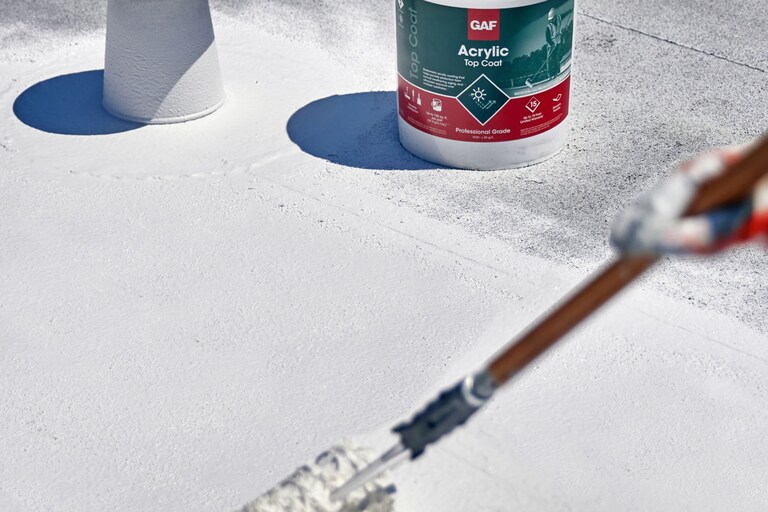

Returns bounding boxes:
[632,307,768,366]
[253,173,768,358]
[582,12,767,74]
[251,173,535,286]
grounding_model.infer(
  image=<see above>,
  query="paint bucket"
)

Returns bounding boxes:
[103,0,225,124]
[396,0,576,169]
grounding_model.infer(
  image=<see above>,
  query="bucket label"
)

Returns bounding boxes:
[397,0,575,142]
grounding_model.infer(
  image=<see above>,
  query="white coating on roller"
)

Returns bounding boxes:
[103,0,225,124]
[241,445,395,512]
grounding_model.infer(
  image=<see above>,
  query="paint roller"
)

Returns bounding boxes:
[240,134,768,512]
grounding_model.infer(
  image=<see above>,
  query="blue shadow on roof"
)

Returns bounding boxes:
[13,70,144,136]
[287,91,438,171]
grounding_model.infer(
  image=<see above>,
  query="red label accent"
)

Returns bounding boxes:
[468,9,500,41]
[398,75,571,143]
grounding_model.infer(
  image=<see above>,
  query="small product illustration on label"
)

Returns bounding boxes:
[397,0,574,143]
[457,75,509,125]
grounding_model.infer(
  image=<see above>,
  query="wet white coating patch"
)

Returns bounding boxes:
[2,30,334,178]
[241,446,395,512]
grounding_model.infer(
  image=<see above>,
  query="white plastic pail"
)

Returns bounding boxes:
[396,0,576,169]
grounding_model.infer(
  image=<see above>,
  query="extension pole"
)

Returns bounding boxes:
[489,135,768,385]
[332,135,768,501]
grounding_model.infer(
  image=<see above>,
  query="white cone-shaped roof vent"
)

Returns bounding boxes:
[103,0,225,124]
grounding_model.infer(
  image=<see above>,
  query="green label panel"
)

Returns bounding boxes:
[396,0,575,142]
[397,0,575,98]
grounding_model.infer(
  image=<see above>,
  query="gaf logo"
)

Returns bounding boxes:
[468,9,500,40]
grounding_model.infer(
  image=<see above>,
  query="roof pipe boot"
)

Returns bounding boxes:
[103,0,225,124]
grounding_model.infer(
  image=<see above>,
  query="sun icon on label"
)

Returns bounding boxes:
[470,87,487,103]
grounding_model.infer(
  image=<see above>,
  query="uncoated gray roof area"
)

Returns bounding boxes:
[581,0,768,72]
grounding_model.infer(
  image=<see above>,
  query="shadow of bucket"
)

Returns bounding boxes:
[287,91,439,171]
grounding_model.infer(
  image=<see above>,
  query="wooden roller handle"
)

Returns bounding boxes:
[689,138,768,214]
[488,135,768,386]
